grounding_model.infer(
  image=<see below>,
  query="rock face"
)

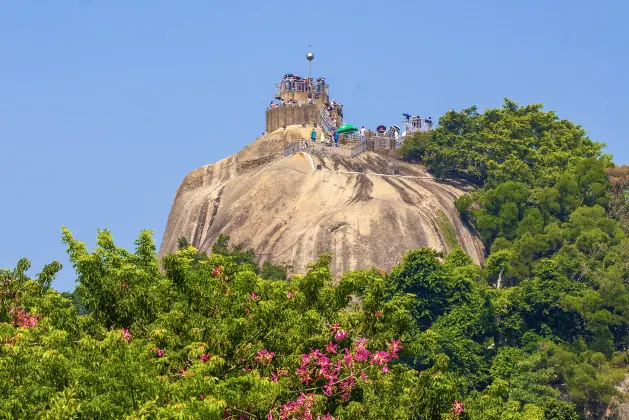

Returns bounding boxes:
[159,126,485,275]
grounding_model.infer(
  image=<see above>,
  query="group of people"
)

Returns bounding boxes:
[405,115,433,130]
[321,100,344,128]
[269,99,298,108]
[281,74,327,94]
[308,127,339,147]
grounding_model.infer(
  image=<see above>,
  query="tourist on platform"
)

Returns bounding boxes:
[359,126,366,141]
[334,131,339,146]
[311,128,317,143]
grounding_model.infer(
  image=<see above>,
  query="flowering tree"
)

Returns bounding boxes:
[0,230,425,419]
[2,226,620,419]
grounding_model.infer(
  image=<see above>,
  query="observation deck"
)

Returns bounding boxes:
[266,75,343,134]
[273,77,330,107]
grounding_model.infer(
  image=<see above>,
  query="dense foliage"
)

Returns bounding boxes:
[1,100,628,419]
[399,99,629,418]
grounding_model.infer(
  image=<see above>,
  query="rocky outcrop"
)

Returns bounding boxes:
[159,126,484,275]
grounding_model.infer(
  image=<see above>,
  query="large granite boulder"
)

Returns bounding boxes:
[159,126,484,274]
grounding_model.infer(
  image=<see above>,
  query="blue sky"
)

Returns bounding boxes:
[1,0,627,291]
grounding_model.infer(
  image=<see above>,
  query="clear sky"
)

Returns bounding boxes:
[1,0,628,292]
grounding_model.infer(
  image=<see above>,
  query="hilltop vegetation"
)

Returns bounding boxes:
[1,99,628,419]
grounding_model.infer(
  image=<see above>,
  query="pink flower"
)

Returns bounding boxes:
[374,311,383,317]
[370,351,390,366]
[254,349,274,364]
[325,341,337,354]
[270,368,288,383]
[156,348,165,357]
[278,393,317,419]
[121,328,132,342]
[249,292,261,300]
[343,348,354,367]
[334,329,348,341]
[353,338,371,362]
[452,400,464,413]
[331,322,341,334]
[10,306,40,329]
[199,394,204,400]
[388,339,402,359]
[287,291,294,299]
[200,353,210,363]
[295,366,313,385]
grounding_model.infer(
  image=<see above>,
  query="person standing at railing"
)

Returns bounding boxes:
[359,126,366,141]
[333,131,339,147]
[311,128,317,143]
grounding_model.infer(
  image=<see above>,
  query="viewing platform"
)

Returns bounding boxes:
[266,74,344,135]
[267,50,433,158]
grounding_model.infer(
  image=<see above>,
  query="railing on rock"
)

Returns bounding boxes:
[283,141,308,157]
[369,136,393,150]
[283,140,367,159]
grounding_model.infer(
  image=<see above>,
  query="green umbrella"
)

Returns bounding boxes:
[336,124,358,134]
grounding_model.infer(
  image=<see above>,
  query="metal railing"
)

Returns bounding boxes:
[318,108,336,136]
[283,141,308,157]
[283,140,367,159]
[276,80,329,94]
[369,136,393,150]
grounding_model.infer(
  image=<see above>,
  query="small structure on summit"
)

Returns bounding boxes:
[402,113,433,136]
[266,51,344,135]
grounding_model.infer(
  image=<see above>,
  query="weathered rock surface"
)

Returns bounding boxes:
[159,126,485,274]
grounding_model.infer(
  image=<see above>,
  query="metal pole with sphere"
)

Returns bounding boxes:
[307,50,314,79]
[306,50,314,104]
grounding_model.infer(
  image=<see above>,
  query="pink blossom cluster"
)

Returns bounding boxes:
[200,353,210,363]
[276,393,316,419]
[121,328,132,342]
[211,265,224,278]
[155,348,165,357]
[10,305,39,328]
[270,368,289,382]
[452,400,464,413]
[254,349,274,364]
[330,322,347,341]
[270,393,339,420]
[294,337,402,401]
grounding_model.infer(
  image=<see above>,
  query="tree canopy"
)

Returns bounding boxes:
[1,99,628,419]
